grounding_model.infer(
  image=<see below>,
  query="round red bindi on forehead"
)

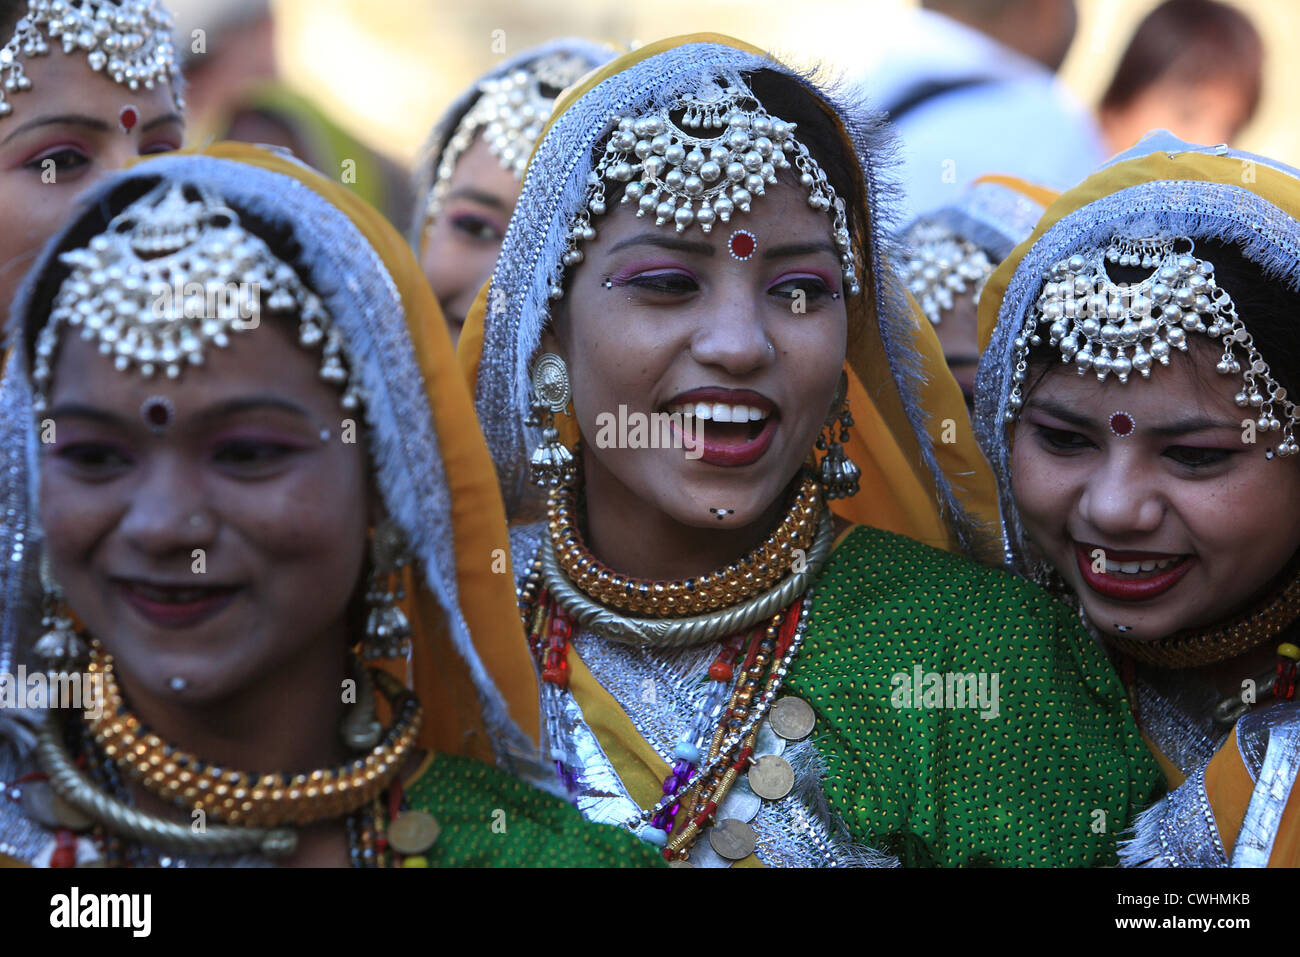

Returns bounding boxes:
[1109,411,1135,437]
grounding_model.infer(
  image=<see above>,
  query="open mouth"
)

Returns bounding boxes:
[1073,542,1194,602]
[663,389,779,467]
[116,579,242,629]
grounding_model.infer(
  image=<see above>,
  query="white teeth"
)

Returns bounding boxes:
[1103,556,1181,575]
[667,402,769,422]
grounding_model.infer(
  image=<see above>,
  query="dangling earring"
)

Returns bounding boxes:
[527,353,576,489]
[33,554,88,678]
[362,518,413,661]
[816,371,861,500]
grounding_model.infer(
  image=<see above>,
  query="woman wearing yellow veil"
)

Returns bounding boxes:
[459,34,1160,867]
[975,130,1300,867]
[0,143,660,867]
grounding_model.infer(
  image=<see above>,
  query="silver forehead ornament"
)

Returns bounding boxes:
[31,180,364,415]
[424,52,594,225]
[1004,234,1298,457]
[0,0,183,118]
[902,221,994,326]
[547,75,860,301]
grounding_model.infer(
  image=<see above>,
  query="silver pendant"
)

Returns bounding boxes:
[717,778,762,823]
[748,754,795,801]
[769,696,816,741]
[708,817,757,861]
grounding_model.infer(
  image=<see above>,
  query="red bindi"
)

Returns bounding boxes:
[728,229,756,261]
[1109,411,1135,437]
[119,106,138,133]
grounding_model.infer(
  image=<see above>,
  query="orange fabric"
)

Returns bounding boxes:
[1202,728,1300,866]
[459,33,1000,555]
[128,143,540,757]
[971,173,1059,211]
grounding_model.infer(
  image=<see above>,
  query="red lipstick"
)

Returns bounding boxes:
[1073,542,1194,602]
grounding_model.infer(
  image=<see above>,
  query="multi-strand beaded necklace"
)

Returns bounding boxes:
[519,478,824,863]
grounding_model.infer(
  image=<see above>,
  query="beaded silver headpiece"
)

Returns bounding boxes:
[31,180,363,414]
[902,223,993,326]
[1004,233,1298,456]
[0,0,183,118]
[548,75,860,300]
[423,52,593,224]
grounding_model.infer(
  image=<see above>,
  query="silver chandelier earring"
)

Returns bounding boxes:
[34,554,87,679]
[816,371,861,500]
[527,353,576,488]
[362,518,413,661]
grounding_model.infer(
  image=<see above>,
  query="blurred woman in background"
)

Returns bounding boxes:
[412,39,615,345]
[1099,0,1262,155]
[0,0,184,325]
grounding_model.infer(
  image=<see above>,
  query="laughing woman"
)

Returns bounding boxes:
[462,34,1161,867]
[975,131,1300,866]
[0,144,661,867]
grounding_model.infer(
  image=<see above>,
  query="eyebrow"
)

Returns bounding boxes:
[1025,398,1238,435]
[607,234,715,256]
[444,187,512,211]
[2,111,183,145]
[49,396,316,427]
[761,240,839,260]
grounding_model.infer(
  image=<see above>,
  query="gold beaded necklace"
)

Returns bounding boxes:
[84,642,422,828]
[1105,557,1300,668]
[549,473,821,617]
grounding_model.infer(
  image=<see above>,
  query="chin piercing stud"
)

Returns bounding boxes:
[168,676,187,693]
[709,508,734,520]
[141,395,175,433]
[320,428,332,443]
[1115,624,1132,633]
[602,278,614,289]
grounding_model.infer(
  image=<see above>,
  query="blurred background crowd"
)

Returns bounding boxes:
[168,0,1288,236]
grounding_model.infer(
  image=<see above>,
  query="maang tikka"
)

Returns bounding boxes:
[362,518,413,661]
[1005,233,1299,456]
[527,352,575,488]
[816,371,860,499]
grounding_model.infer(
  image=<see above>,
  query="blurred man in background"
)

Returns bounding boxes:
[859,0,1103,221]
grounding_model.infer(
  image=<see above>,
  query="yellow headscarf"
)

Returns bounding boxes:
[118,143,541,760]
[457,34,999,556]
